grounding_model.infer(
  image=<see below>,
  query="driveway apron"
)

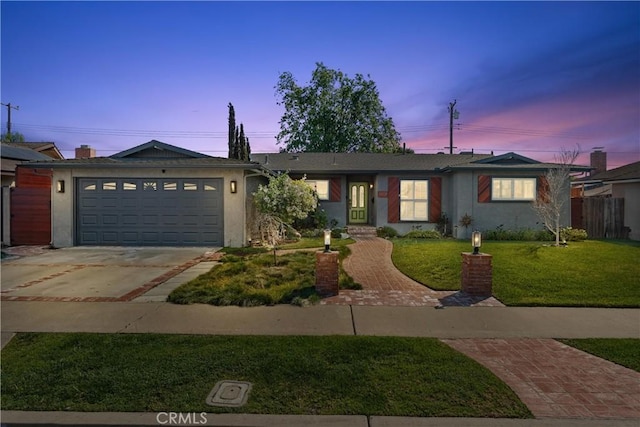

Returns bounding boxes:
[1,247,218,302]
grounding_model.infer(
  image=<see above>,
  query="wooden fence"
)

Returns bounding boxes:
[572,197,626,239]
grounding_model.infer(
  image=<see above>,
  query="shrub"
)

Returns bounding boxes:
[402,230,442,239]
[560,227,588,242]
[483,226,553,241]
[377,226,398,238]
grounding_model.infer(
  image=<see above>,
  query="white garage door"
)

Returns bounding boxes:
[77,178,223,246]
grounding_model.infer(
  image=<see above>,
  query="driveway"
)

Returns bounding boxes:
[1,247,220,302]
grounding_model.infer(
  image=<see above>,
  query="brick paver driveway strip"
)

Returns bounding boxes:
[442,338,640,419]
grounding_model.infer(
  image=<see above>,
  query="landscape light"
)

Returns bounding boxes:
[324,229,331,253]
[472,231,482,255]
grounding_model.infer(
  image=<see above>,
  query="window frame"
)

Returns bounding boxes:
[491,177,537,201]
[306,179,330,201]
[400,179,429,221]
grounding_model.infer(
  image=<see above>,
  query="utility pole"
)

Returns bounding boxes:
[448,100,459,155]
[1,102,20,135]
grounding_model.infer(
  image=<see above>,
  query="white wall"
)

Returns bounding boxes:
[612,182,640,241]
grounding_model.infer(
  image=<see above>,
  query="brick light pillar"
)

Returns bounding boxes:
[315,251,339,297]
[461,252,493,297]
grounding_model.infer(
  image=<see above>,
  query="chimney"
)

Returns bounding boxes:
[590,148,607,176]
[75,144,96,159]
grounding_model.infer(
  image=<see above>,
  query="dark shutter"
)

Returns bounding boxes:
[329,177,341,202]
[388,177,399,223]
[537,176,550,203]
[429,177,442,223]
[478,175,491,203]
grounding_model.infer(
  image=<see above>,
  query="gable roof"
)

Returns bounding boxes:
[5,142,64,159]
[472,152,539,165]
[252,152,493,174]
[1,143,53,161]
[111,140,211,159]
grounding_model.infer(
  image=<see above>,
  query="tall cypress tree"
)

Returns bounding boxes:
[233,125,240,160]
[238,123,247,161]
[245,136,251,161]
[227,103,236,158]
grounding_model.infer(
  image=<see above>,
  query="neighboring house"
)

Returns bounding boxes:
[573,161,640,240]
[23,140,267,248]
[1,143,60,246]
[253,152,589,238]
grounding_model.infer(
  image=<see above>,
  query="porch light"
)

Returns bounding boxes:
[472,231,481,255]
[56,180,65,193]
[324,229,331,253]
[230,180,237,193]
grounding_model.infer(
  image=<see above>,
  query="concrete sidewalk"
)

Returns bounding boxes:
[2,301,638,339]
[2,411,638,427]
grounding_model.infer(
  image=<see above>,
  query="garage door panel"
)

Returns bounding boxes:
[77,178,223,246]
[102,214,118,225]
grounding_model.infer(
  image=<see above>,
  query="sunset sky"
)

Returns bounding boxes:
[2,1,638,169]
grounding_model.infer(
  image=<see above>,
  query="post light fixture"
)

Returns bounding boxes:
[230,180,237,194]
[56,180,65,193]
[472,231,482,255]
[324,229,331,253]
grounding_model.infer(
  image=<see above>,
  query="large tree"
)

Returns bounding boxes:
[532,146,580,246]
[275,62,402,153]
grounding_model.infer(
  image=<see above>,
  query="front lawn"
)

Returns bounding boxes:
[391,239,640,307]
[560,339,640,372]
[0,333,531,418]
[169,239,359,306]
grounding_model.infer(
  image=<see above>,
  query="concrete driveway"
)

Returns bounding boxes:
[1,247,220,302]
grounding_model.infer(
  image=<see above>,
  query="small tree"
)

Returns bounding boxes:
[533,146,580,246]
[1,131,25,143]
[253,173,318,246]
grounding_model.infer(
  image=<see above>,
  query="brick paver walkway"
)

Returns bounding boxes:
[320,237,503,307]
[443,338,640,419]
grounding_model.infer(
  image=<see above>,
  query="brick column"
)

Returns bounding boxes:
[461,252,493,297]
[315,251,339,297]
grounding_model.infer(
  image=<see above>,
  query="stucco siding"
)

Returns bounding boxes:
[50,167,247,247]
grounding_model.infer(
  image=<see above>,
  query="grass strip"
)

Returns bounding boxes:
[560,339,640,372]
[391,239,640,307]
[1,333,531,418]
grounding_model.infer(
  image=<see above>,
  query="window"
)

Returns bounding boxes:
[306,180,329,200]
[143,181,157,191]
[123,181,137,191]
[102,181,117,190]
[400,179,429,221]
[183,182,198,191]
[163,182,177,191]
[492,178,536,201]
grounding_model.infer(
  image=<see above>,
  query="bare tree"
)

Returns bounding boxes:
[533,146,580,246]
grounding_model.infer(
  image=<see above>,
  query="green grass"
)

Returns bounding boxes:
[278,237,355,250]
[560,339,640,372]
[169,239,360,306]
[391,239,640,307]
[0,333,531,418]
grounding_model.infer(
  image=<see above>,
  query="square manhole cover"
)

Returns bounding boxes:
[206,380,252,407]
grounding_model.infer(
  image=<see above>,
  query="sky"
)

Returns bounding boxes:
[1,1,639,169]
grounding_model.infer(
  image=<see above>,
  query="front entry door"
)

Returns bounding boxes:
[348,182,368,224]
